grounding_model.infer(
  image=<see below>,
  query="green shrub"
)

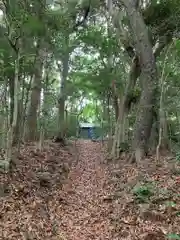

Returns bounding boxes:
[175,152,180,162]
[165,201,176,207]
[133,183,154,203]
[167,233,180,239]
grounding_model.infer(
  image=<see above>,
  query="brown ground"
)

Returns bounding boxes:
[0,140,180,239]
[59,140,114,239]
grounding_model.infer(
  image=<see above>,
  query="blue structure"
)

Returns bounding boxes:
[88,127,91,138]
[79,122,99,140]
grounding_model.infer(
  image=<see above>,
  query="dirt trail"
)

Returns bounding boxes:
[2,140,179,239]
[59,140,114,239]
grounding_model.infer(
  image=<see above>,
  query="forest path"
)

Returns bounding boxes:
[59,140,114,239]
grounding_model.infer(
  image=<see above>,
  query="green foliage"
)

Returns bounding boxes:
[119,142,129,152]
[176,211,180,217]
[167,233,180,240]
[133,182,154,203]
[1,0,180,145]
[66,114,78,137]
[175,152,180,162]
[23,15,46,36]
[1,0,180,236]
[165,201,176,207]
[175,40,180,53]
[143,0,180,28]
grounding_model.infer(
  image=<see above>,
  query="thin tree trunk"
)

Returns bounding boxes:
[9,76,15,125]
[15,74,26,148]
[38,63,49,149]
[113,95,119,121]
[110,55,141,158]
[26,45,44,141]
[156,42,174,160]
[13,100,23,145]
[0,84,8,148]
[22,75,33,141]
[57,50,69,139]
[3,53,20,171]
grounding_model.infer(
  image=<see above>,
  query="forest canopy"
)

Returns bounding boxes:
[0,0,180,164]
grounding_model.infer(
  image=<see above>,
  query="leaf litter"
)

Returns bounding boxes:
[0,140,180,239]
[108,153,180,239]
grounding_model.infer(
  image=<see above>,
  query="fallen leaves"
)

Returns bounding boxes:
[0,141,73,240]
[107,154,180,239]
[0,140,180,239]
[52,140,115,239]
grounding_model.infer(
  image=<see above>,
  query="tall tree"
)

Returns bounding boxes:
[119,0,158,162]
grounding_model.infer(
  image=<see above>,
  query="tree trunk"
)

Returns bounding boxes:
[26,45,44,141]
[13,100,23,145]
[0,84,8,148]
[38,62,49,148]
[113,95,119,121]
[3,54,20,171]
[108,0,172,159]
[156,42,175,159]
[111,56,140,158]
[15,75,27,147]
[57,50,69,139]
[22,75,33,141]
[9,73,16,125]
[121,0,158,162]
[149,109,159,153]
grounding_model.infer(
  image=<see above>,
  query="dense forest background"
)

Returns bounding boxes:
[1,0,180,239]
[1,0,180,165]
